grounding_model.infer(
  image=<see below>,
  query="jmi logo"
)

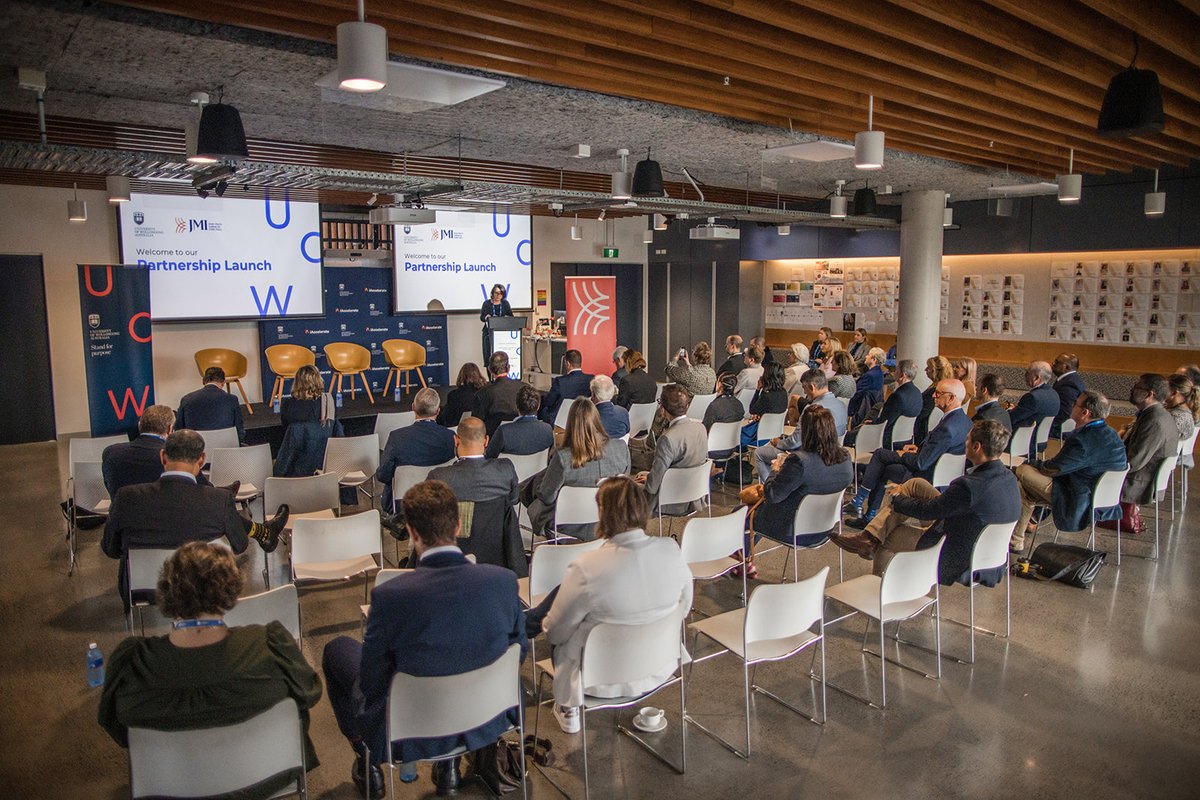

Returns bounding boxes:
[431,229,462,240]
[175,217,221,233]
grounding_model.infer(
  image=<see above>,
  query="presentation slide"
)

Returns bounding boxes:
[393,208,532,312]
[118,193,323,321]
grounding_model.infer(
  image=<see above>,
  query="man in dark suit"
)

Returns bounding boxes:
[833,420,1021,586]
[610,345,628,384]
[846,379,971,528]
[1007,361,1059,458]
[474,351,530,435]
[539,349,593,424]
[1050,353,1086,437]
[377,387,457,511]
[101,404,176,497]
[1010,390,1127,551]
[591,375,630,438]
[848,358,922,445]
[176,367,245,444]
[973,373,1012,432]
[322,480,527,798]
[101,430,286,604]
[636,384,709,514]
[485,385,555,459]
[714,334,746,379]
[749,335,775,367]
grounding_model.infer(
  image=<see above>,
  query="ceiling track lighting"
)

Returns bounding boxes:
[106,175,131,203]
[195,93,249,161]
[632,147,665,197]
[1057,148,1082,204]
[1145,168,1166,216]
[611,148,631,200]
[829,179,847,218]
[854,95,885,170]
[337,0,388,92]
[67,182,86,222]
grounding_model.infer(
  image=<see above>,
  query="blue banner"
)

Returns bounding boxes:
[258,266,449,402]
[78,264,155,436]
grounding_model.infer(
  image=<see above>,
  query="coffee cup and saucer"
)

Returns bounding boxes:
[632,706,667,733]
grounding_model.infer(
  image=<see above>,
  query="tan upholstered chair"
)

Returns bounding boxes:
[381,339,427,397]
[323,342,375,403]
[194,348,253,413]
[264,344,316,408]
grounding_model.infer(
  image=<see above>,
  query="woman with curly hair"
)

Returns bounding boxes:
[665,341,718,397]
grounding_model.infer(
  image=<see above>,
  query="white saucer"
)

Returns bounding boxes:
[632,714,667,733]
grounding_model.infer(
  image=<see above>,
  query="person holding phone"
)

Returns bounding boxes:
[664,341,717,397]
[480,283,513,362]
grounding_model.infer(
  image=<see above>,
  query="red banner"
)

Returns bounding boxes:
[565,276,617,376]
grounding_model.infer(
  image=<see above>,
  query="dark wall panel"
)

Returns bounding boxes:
[0,255,55,443]
[816,227,901,258]
[944,198,1034,255]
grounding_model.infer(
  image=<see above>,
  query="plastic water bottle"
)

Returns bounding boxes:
[86,642,104,688]
[272,395,281,414]
[398,762,417,783]
[336,391,344,408]
[393,382,401,403]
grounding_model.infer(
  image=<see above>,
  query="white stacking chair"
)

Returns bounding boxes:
[533,606,688,800]
[755,490,846,583]
[553,402,573,430]
[890,414,917,447]
[67,460,112,576]
[1042,466,1128,558]
[505,449,551,486]
[925,406,944,434]
[1137,455,1176,563]
[1034,415,1055,460]
[655,382,667,401]
[935,521,1018,664]
[823,537,945,709]
[1002,424,1036,469]
[628,401,658,440]
[210,444,272,521]
[679,506,749,613]
[1175,429,1197,509]
[262,472,342,588]
[736,388,756,415]
[850,421,886,466]
[519,538,603,609]
[198,426,240,452]
[384,644,527,800]
[549,485,601,545]
[655,460,713,537]
[374,411,415,451]
[67,434,128,472]
[1059,417,1077,439]
[322,434,379,503]
[128,698,307,800]
[754,411,786,445]
[706,421,743,489]
[290,510,381,602]
[390,461,453,513]
[930,452,967,490]
[686,566,829,758]
[360,568,414,629]
[224,583,301,641]
[686,393,717,421]
[127,547,176,635]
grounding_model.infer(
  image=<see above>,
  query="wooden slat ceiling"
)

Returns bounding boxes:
[107,0,1200,179]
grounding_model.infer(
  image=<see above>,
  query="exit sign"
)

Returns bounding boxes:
[602,247,619,258]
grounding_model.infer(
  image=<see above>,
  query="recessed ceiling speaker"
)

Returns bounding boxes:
[196,103,248,160]
[1097,68,1164,138]
[853,186,877,215]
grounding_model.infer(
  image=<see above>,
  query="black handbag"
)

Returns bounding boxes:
[1012,543,1106,588]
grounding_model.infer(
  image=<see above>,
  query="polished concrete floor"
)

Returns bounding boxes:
[2,438,1198,799]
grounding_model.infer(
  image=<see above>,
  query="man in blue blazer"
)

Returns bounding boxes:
[1050,353,1086,438]
[176,367,245,444]
[377,387,456,511]
[1009,390,1127,551]
[322,480,527,798]
[972,374,1013,432]
[101,404,176,497]
[485,384,555,459]
[833,419,1020,586]
[539,349,593,424]
[846,379,971,528]
[591,374,630,438]
[847,347,886,425]
[1007,361,1060,457]
[847,359,921,446]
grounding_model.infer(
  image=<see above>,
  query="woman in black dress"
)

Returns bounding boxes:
[438,362,487,427]
[479,283,513,362]
[741,361,789,446]
[614,349,657,409]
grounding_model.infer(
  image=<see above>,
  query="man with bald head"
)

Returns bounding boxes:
[846,378,972,528]
[1007,360,1059,459]
[428,417,519,507]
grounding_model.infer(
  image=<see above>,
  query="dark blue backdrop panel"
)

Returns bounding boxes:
[257,266,449,403]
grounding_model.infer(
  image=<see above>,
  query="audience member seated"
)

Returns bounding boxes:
[177,366,245,445]
[749,335,775,367]
[951,357,977,408]
[704,373,746,429]
[98,542,322,796]
[1006,361,1059,458]
[474,351,530,435]
[810,326,835,367]
[1173,368,1200,469]
[845,378,970,528]
[715,334,746,379]
[847,347,886,426]
[377,387,456,511]
[913,356,954,444]
[102,430,286,605]
[819,337,843,381]
[635,384,708,515]
[590,375,630,439]
[1009,390,1126,551]
[847,358,920,447]
[1050,353,1086,437]
[278,364,336,433]
[101,404,178,497]
[539,349,593,424]
[784,342,810,395]
[753,370,847,482]
[533,476,691,734]
[828,351,857,400]
[611,345,629,384]
[741,361,788,447]
[614,349,657,409]
[833,419,1020,586]
[1165,373,1198,444]
[322,481,526,797]
[275,365,343,478]
[524,398,630,540]
[1179,363,1200,385]
[485,385,555,460]
[848,327,869,364]
[437,362,487,427]
[1116,373,1178,533]
[664,341,717,398]
[973,374,1012,432]
[740,405,852,575]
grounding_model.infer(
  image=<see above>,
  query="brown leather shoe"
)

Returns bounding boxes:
[831,531,877,560]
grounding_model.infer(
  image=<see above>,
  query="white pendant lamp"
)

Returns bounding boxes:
[1057,148,1082,204]
[829,179,847,218]
[642,228,654,244]
[611,148,632,200]
[777,224,791,236]
[1144,169,1166,216]
[943,194,953,227]
[854,95,884,170]
[570,214,582,240]
[337,0,388,92]
[106,175,131,203]
[67,182,87,222]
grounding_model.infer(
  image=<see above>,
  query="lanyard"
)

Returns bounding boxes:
[172,619,227,630]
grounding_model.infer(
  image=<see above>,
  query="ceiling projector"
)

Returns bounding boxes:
[688,225,740,240]
[369,206,437,225]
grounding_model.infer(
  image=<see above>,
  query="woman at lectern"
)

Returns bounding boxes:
[480,283,513,362]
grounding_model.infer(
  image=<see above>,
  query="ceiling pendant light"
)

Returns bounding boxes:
[195,94,249,161]
[570,214,582,240]
[943,194,954,227]
[1097,39,1164,138]
[829,179,847,218]
[631,147,665,197]
[611,148,631,200]
[1057,148,1082,204]
[106,175,131,203]
[652,213,668,230]
[337,0,388,92]
[67,182,86,222]
[185,93,216,164]
[777,224,791,236]
[1145,168,1166,216]
[853,183,877,215]
[854,95,885,170]
[642,228,654,244]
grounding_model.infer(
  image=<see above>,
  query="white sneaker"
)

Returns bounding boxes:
[553,704,580,734]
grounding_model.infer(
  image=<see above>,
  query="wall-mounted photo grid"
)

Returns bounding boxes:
[1047,260,1200,347]
[959,272,1025,336]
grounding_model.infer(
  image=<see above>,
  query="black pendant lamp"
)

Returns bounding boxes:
[631,148,665,197]
[853,185,877,216]
[196,103,249,161]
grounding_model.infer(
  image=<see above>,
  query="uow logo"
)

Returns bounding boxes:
[107,386,151,420]
[251,285,294,316]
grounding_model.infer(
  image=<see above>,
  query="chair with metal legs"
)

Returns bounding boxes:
[678,506,749,616]
[547,485,601,546]
[706,422,743,490]
[753,490,846,583]
[1038,467,1128,562]
[654,460,713,538]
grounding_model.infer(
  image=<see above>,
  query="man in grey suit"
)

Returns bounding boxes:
[752,369,847,481]
[430,417,519,507]
[635,384,708,514]
[1120,373,1178,512]
[972,374,1012,432]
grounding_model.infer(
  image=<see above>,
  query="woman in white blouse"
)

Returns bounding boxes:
[541,475,693,734]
